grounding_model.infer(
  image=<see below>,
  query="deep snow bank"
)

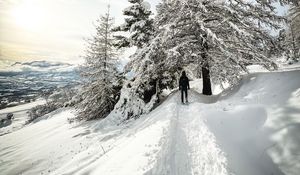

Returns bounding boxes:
[202,70,300,175]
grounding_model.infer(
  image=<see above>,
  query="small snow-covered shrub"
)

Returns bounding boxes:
[27,87,80,124]
[110,84,158,121]
[27,102,62,123]
[50,86,80,107]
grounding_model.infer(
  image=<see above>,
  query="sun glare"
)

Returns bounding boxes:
[11,1,44,31]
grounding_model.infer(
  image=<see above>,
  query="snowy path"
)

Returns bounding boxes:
[146,91,229,175]
[178,92,229,175]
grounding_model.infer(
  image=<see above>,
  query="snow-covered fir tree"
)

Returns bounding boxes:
[278,1,300,62]
[108,36,173,120]
[280,0,299,6]
[77,7,122,120]
[103,0,159,120]
[129,0,285,96]
[287,2,300,60]
[113,0,154,48]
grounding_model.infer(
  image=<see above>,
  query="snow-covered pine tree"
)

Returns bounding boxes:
[110,33,178,121]
[279,0,299,6]
[132,0,284,95]
[102,0,158,121]
[277,1,300,62]
[288,2,300,60]
[77,7,122,120]
[113,0,154,48]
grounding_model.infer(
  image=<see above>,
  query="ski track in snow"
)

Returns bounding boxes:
[145,91,230,175]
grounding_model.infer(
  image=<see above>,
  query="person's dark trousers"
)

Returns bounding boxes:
[181,89,188,103]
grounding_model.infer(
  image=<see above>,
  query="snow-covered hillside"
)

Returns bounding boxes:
[0,100,44,136]
[0,69,299,175]
[0,60,79,109]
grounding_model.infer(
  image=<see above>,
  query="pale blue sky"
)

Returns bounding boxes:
[0,0,287,64]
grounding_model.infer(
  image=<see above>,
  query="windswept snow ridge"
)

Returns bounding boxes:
[0,70,300,175]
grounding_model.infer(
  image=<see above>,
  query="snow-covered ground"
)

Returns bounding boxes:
[0,69,299,175]
[0,100,45,136]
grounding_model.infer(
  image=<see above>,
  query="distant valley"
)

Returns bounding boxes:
[0,61,80,109]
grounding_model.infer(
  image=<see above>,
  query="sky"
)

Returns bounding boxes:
[0,0,160,65]
[0,0,287,65]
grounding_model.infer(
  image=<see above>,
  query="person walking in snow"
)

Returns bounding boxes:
[179,71,190,104]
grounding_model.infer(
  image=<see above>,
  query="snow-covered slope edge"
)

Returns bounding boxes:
[0,100,45,136]
[0,70,299,175]
[203,69,300,175]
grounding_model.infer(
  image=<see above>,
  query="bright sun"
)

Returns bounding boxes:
[11,1,44,31]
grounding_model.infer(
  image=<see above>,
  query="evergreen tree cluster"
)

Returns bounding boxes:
[78,0,297,120]
[130,0,284,96]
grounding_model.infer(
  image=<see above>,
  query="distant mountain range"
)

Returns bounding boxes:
[0,60,77,73]
[12,60,72,68]
[0,60,80,109]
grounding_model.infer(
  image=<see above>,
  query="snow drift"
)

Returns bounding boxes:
[0,69,299,175]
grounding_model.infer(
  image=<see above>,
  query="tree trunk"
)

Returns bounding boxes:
[291,23,297,60]
[202,63,212,95]
[201,34,212,95]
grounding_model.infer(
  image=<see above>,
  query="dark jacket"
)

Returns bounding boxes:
[179,75,190,90]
